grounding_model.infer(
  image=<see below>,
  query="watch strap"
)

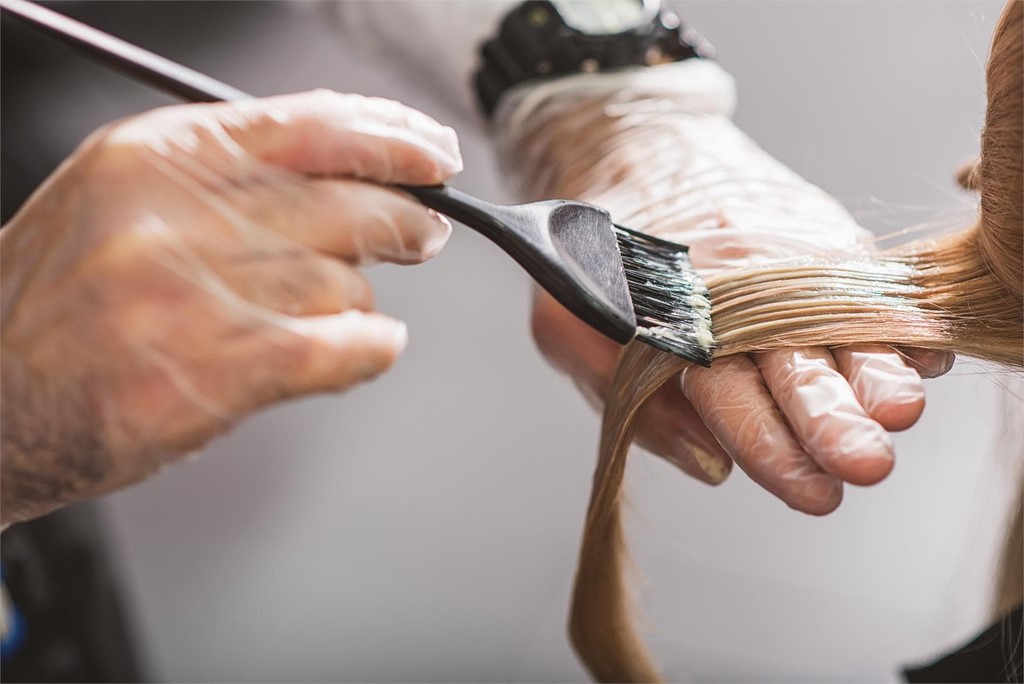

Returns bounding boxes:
[475,0,712,119]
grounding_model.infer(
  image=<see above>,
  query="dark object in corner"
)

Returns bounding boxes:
[1,505,145,683]
[904,603,1023,683]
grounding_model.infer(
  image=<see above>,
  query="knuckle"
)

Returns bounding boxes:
[308,87,339,100]
[283,249,329,288]
[268,332,317,391]
[246,354,301,406]
[287,336,317,378]
[305,90,395,125]
[277,253,366,314]
[308,88,350,111]
[362,94,416,123]
[91,225,168,270]
[338,264,374,310]
[80,106,204,175]
[77,120,145,173]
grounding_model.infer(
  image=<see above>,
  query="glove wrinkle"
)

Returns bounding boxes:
[0,90,462,527]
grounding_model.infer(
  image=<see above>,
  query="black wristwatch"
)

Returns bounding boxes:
[475,0,714,119]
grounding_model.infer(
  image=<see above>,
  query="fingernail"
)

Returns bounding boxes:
[391,321,409,355]
[412,211,451,262]
[692,446,729,484]
[435,126,463,175]
[918,350,955,378]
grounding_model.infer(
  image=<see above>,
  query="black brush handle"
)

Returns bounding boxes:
[0,0,495,238]
[0,0,248,102]
[0,0,555,276]
[1,0,639,348]
[400,185,504,232]
[398,185,639,348]
[399,184,544,256]
[398,186,574,318]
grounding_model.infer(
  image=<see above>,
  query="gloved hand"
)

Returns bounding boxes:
[503,61,954,514]
[0,90,462,527]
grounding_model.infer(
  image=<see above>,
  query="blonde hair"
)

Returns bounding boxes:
[510,2,1023,680]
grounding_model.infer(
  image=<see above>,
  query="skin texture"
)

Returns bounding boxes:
[0,90,463,527]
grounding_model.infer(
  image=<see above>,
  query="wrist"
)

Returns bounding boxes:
[496,58,736,129]
[0,353,110,526]
[494,60,737,203]
[495,61,869,251]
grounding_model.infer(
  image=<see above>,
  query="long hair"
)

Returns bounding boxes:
[564,2,1023,680]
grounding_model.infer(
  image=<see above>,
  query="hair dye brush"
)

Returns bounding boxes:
[0,0,714,366]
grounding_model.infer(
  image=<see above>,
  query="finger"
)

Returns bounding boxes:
[282,310,408,393]
[240,178,452,265]
[632,377,733,485]
[754,348,895,487]
[832,345,926,432]
[219,90,462,184]
[146,310,406,455]
[898,347,956,379]
[214,250,374,316]
[682,355,844,515]
[533,290,731,484]
[531,289,621,407]
[233,310,408,413]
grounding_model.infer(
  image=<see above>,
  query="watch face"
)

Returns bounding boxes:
[549,0,658,35]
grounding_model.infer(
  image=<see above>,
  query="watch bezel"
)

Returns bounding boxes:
[549,0,661,36]
[475,0,712,119]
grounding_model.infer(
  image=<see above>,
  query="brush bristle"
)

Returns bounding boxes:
[614,225,714,366]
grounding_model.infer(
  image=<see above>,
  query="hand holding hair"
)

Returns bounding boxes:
[512,59,952,515]
[0,90,463,527]
[502,1,1021,679]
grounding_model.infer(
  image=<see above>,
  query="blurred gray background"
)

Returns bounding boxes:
[6,1,1019,681]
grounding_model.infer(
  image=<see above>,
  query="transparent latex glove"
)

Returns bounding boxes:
[515,64,954,514]
[0,90,462,527]
[536,285,953,514]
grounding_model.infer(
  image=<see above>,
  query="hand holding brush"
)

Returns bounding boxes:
[0,0,714,366]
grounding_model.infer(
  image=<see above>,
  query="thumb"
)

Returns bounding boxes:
[284,310,409,395]
[229,310,410,416]
[146,311,409,456]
